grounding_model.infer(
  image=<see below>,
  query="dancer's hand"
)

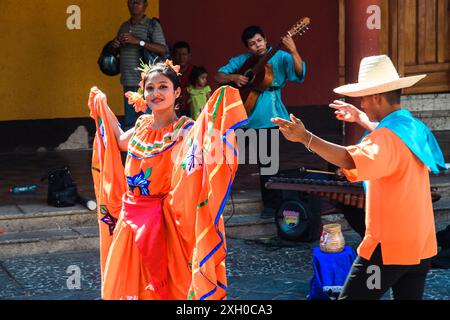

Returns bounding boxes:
[271,114,309,143]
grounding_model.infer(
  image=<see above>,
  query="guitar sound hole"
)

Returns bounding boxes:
[244,70,255,84]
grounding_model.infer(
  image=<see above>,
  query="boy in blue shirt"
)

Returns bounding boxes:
[215,25,306,217]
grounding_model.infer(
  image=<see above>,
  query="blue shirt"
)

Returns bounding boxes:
[218,49,306,128]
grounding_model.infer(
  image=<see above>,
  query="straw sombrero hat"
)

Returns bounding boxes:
[334,55,427,97]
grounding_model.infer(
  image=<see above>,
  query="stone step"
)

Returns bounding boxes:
[0,226,99,259]
[0,214,275,258]
[224,213,277,240]
[0,204,97,233]
[223,190,263,215]
[2,199,449,259]
[0,191,263,233]
[2,174,446,234]
[2,181,448,259]
[431,174,450,199]
[0,190,266,258]
[433,198,450,222]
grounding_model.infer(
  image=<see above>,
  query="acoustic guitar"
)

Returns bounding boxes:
[230,17,311,115]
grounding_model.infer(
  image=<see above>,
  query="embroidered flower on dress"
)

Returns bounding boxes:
[126,169,152,196]
[181,140,203,176]
[100,212,118,236]
[98,117,107,147]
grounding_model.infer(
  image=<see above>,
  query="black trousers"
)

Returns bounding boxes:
[339,244,432,300]
[257,128,282,212]
[341,205,366,239]
[242,127,282,212]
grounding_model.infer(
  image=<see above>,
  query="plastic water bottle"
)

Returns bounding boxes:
[9,184,38,194]
[77,196,97,211]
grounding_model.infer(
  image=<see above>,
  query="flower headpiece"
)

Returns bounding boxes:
[163,59,182,76]
[124,59,182,113]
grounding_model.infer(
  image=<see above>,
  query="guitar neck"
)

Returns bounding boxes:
[249,17,310,76]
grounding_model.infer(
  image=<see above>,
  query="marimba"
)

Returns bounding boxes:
[266,176,366,209]
[265,170,441,241]
[265,176,441,210]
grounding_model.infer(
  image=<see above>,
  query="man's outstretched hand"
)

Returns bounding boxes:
[329,100,378,131]
[271,114,309,144]
[329,100,362,123]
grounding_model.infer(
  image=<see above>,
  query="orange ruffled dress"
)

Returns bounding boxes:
[89,89,127,285]
[89,86,248,300]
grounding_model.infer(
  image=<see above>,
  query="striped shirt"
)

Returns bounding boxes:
[117,16,167,86]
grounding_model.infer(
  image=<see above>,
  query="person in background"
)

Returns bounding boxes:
[109,0,168,130]
[187,66,211,120]
[171,41,194,117]
[215,25,306,218]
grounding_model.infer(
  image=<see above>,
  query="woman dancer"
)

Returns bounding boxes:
[89,60,248,299]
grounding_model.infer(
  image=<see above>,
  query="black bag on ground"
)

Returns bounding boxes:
[42,167,79,207]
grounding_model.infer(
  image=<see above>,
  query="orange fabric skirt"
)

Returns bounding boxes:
[102,194,167,300]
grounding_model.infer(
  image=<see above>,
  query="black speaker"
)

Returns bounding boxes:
[275,198,321,242]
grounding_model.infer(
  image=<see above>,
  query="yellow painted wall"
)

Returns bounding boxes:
[0,0,159,121]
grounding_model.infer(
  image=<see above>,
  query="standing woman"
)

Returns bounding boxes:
[89,60,247,300]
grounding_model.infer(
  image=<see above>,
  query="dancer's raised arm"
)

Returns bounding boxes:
[104,107,134,151]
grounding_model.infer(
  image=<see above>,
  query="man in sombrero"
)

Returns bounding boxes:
[272,55,446,300]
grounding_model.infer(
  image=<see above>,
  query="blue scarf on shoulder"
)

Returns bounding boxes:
[362,109,446,174]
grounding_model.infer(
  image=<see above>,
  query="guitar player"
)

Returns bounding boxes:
[215,25,306,218]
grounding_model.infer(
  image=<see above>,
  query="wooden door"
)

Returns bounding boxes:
[339,0,450,94]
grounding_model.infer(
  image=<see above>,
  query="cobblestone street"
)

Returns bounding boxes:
[1,225,449,300]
